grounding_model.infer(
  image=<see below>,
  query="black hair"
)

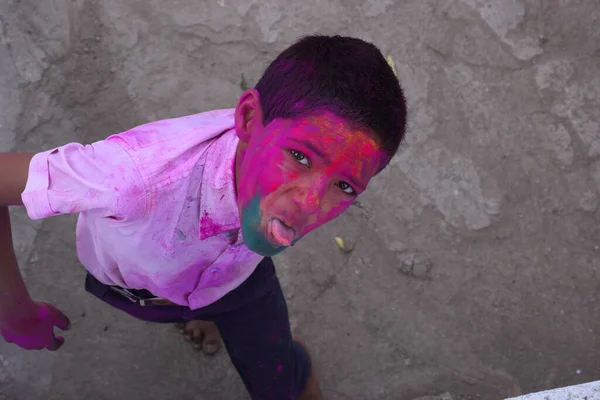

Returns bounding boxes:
[255,34,407,166]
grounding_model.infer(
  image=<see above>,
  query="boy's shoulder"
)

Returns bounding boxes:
[105,108,238,190]
[20,109,237,221]
[109,108,236,152]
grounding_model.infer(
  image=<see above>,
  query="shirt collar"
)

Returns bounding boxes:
[199,128,241,240]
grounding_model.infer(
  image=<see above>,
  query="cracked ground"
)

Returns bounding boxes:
[1,1,600,399]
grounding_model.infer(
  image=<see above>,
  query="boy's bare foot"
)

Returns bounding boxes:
[175,320,221,355]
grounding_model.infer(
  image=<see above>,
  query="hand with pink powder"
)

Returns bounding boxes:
[0,301,71,351]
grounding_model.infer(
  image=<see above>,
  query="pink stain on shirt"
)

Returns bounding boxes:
[200,210,223,240]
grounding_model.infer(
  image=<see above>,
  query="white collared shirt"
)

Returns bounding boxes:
[22,109,263,309]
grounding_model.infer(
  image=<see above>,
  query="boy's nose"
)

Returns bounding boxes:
[293,184,323,215]
[302,192,321,213]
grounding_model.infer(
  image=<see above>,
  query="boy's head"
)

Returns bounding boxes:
[233,34,407,256]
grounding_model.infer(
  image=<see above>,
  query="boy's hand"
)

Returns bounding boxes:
[0,301,71,351]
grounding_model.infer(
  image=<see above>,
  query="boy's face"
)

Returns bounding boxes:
[234,90,388,256]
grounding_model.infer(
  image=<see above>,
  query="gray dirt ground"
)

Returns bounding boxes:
[1,1,599,399]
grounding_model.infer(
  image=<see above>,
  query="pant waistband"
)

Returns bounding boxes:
[108,286,177,306]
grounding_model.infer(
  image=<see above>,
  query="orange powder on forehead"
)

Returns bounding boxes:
[314,128,381,180]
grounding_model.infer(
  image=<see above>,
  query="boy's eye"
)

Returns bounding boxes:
[339,181,356,195]
[288,149,355,195]
[290,150,310,166]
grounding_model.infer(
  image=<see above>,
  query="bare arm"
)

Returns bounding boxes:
[0,153,36,320]
[0,152,33,205]
[0,152,70,350]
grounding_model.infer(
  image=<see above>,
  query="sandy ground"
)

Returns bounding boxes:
[1,1,599,399]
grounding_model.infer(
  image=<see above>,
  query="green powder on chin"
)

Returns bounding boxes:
[240,195,286,257]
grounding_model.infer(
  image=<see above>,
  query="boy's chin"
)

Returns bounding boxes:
[249,242,287,257]
[241,224,304,256]
[240,223,286,256]
[239,195,302,256]
[246,233,287,256]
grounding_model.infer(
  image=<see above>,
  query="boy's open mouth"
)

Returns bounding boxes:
[267,218,296,246]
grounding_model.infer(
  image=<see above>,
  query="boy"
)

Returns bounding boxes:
[0,35,407,399]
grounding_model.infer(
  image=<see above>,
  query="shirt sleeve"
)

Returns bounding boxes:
[21,138,147,221]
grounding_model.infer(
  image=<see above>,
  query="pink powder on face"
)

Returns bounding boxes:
[305,113,383,184]
[236,110,386,241]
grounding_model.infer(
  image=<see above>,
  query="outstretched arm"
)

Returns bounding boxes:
[0,152,71,351]
[0,153,35,321]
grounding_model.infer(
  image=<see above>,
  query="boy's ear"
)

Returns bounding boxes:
[234,89,264,143]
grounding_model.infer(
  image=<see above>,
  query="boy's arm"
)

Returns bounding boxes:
[0,153,36,320]
[0,152,33,205]
[0,152,71,351]
[1,137,148,351]
[0,139,147,321]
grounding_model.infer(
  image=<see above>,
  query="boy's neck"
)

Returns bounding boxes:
[233,140,246,214]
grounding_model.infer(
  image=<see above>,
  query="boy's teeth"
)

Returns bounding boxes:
[270,219,295,246]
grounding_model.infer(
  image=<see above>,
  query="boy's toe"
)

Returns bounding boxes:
[199,322,220,355]
[177,320,222,356]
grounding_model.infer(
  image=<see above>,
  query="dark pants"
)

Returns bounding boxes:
[84,257,310,400]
